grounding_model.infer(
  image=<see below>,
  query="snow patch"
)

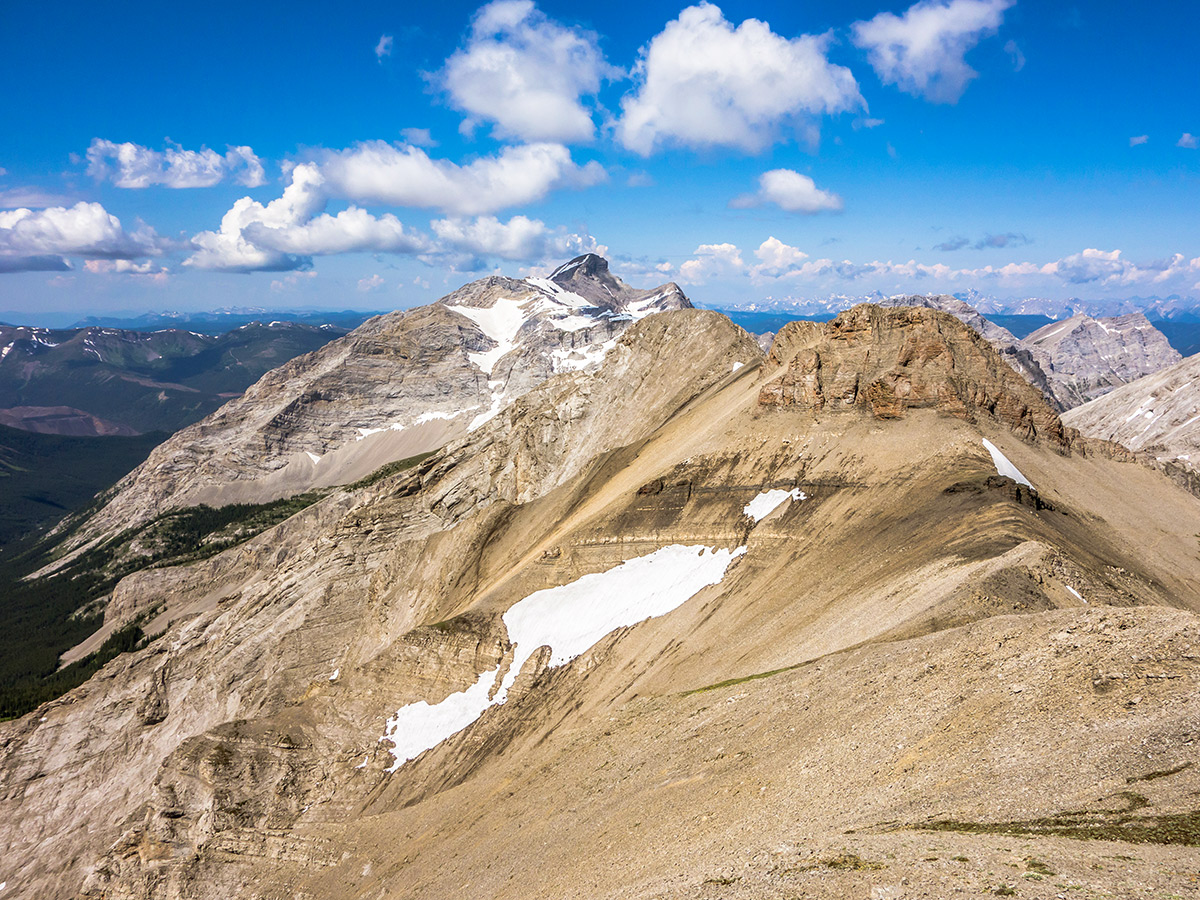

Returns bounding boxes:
[1066,585,1086,603]
[381,544,745,771]
[354,754,369,769]
[551,338,616,373]
[732,361,744,373]
[743,488,805,522]
[305,451,322,465]
[329,668,339,682]
[981,439,1033,488]
[448,297,530,375]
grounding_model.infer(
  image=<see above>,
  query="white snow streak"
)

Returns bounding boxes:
[381,544,745,771]
[329,668,340,681]
[731,361,744,373]
[448,297,530,375]
[1066,585,1086,603]
[305,451,322,464]
[981,439,1033,488]
[743,488,805,522]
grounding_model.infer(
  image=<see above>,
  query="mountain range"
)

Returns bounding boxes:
[1,257,1198,900]
[0,320,351,436]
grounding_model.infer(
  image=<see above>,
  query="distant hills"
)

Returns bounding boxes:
[0,320,355,435]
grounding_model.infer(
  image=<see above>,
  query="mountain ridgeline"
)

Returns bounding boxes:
[1,257,1199,900]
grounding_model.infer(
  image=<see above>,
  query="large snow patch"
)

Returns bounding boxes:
[381,544,745,771]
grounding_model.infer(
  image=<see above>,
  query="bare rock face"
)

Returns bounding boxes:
[64,255,692,548]
[759,305,1073,448]
[1063,351,1200,492]
[1021,312,1181,408]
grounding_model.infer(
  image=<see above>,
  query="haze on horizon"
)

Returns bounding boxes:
[0,0,1197,317]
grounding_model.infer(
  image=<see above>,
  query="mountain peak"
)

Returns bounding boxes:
[549,253,609,282]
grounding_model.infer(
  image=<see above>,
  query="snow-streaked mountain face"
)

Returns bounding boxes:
[1063,351,1200,488]
[61,255,693,547]
[1021,312,1181,408]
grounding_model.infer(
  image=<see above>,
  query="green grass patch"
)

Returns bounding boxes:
[922,792,1200,847]
[682,661,805,696]
[344,450,438,491]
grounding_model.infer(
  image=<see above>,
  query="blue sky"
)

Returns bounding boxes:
[1,0,1198,316]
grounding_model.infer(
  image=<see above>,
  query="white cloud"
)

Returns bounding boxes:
[617,2,863,155]
[358,274,385,292]
[400,128,437,148]
[440,0,613,143]
[318,141,605,216]
[1003,38,1024,71]
[430,214,605,263]
[375,34,393,60]
[1179,133,1199,149]
[852,0,1013,103]
[184,163,326,271]
[752,236,809,278]
[84,259,169,282]
[678,242,745,284]
[86,139,266,188]
[731,169,843,213]
[1130,135,1149,147]
[0,202,162,264]
[245,207,429,256]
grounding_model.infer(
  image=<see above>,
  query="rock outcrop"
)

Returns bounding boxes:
[759,305,1073,448]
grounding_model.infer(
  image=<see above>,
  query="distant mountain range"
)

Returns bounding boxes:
[0,320,354,435]
[718,289,1200,323]
[0,307,383,334]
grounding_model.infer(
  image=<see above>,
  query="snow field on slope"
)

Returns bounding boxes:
[981,439,1033,488]
[447,297,531,375]
[381,544,745,771]
[743,488,806,522]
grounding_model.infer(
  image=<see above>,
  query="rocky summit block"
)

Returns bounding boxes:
[759,304,1073,449]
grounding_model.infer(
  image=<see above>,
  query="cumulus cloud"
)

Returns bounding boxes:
[184,164,327,271]
[318,141,604,216]
[430,214,605,265]
[677,242,745,284]
[375,35,393,60]
[86,139,266,188]
[358,274,385,292]
[731,169,843,213]
[245,207,429,256]
[852,0,1013,103]
[440,0,613,143]
[752,236,809,278]
[617,2,863,155]
[675,239,1200,297]
[0,202,163,273]
[1130,135,1149,147]
[1179,133,1199,149]
[185,147,606,271]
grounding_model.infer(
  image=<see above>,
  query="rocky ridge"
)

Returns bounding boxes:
[2,300,1199,900]
[63,254,691,546]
